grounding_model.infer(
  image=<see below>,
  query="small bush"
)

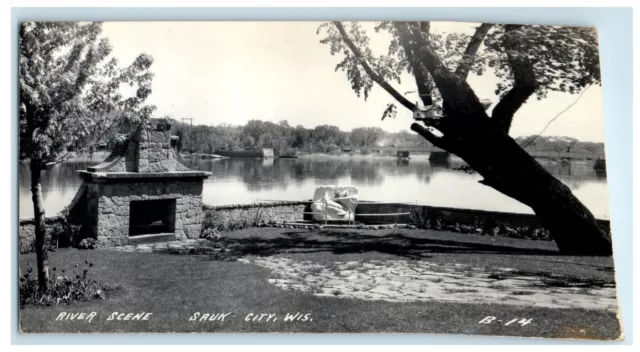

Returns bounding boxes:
[408,208,554,241]
[30,214,97,252]
[77,238,98,250]
[50,215,82,248]
[20,232,58,254]
[202,210,263,232]
[19,261,118,308]
[200,228,225,241]
[409,208,430,229]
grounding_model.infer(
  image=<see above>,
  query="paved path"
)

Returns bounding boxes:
[106,239,222,254]
[239,256,618,312]
[104,237,617,313]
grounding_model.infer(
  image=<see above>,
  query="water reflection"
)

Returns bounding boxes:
[18,156,611,219]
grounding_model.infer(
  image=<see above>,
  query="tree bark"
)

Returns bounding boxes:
[491,75,536,133]
[491,25,538,133]
[398,37,433,106]
[455,23,494,81]
[30,162,50,293]
[412,112,612,256]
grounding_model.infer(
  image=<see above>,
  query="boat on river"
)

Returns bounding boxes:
[214,148,274,159]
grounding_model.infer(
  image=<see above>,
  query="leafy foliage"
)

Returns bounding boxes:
[19,260,118,308]
[318,22,405,101]
[202,211,263,232]
[77,238,98,250]
[50,214,82,248]
[381,103,397,121]
[409,208,553,241]
[317,21,601,112]
[19,22,157,293]
[200,228,225,241]
[350,127,385,148]
[482,25,601,99]
[19,22,156,166]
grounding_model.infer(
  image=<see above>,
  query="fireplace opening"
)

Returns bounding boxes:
[129,199,176,236]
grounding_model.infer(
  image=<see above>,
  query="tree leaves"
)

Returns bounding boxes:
[318,21,407,102]
[19,22,157,166]
[483,25,601,99]
[317,21,601,117]
[381,103,397,121]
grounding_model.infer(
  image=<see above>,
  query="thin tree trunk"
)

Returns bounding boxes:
[30,162,49,293]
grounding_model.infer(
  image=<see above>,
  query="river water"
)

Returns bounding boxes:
[18,154,610,220]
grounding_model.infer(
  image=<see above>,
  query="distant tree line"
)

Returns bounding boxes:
[96,117,603,158]
[165,118,604,157]
[514,136,605,156]
[169,118,430,156]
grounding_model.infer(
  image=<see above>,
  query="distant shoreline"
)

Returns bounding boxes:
[58,150,600,167]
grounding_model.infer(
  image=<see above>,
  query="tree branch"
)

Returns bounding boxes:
[418,21,430,36]
[491,61,536,133]
[398,22,487,118]
[410,123,455,151]
[455,23,493,81]
[416,21,431,37]
[333,21,416,111]
[491,25,538,133]
[394,23,433,106]
[44,117,120,169]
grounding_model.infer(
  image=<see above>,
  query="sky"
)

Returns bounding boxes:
[100,21,606,142]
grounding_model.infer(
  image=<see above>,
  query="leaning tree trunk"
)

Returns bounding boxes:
[30,162,50,293]
[406,32,612,256]
[412,116,612,256]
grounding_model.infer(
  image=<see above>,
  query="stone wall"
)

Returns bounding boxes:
[202,201,307,229]
[18,216,65,253]
[18,201,305,251]
[355,202,611,234]
[19,200,613,250]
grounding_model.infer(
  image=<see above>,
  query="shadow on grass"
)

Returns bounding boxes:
[210,229,562,261]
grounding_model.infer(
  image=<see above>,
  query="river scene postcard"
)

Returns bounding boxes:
[17,20,622,340]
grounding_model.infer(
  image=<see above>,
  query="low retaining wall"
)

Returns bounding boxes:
[19,201,612,250]
[202,201,308,229]
[355,202,611,235]
[18,215,66,253]
[204,201,611,239]
[18,201,309,251]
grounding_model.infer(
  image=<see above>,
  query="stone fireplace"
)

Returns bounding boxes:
[68,119,211,247]
[129,199,177,236]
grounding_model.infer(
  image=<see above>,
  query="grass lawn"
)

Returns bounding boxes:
[18,228,621,340]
